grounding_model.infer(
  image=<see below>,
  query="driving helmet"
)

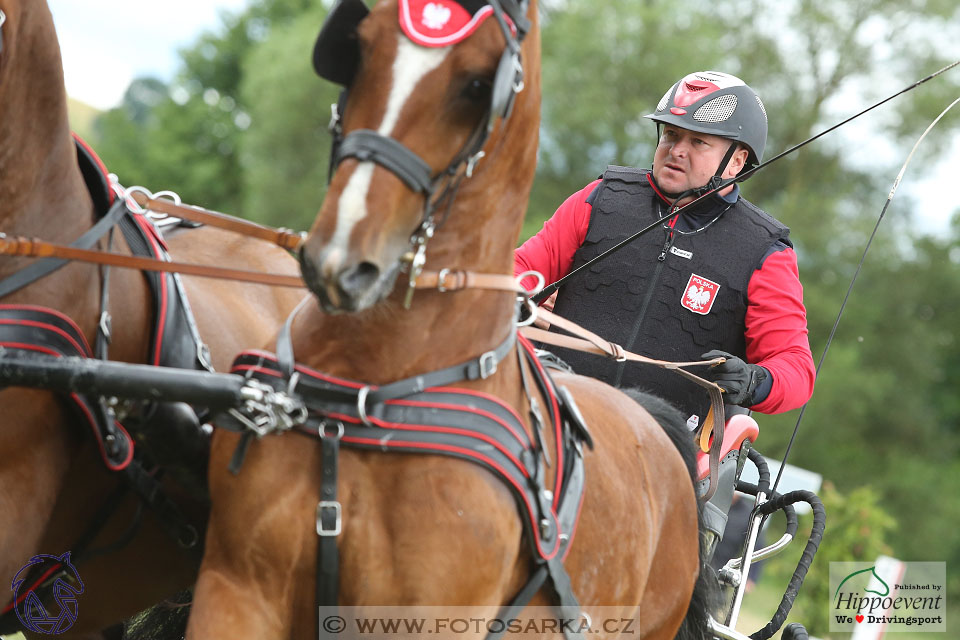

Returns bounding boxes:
[644,71,767,169]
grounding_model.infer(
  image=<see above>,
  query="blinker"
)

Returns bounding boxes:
[312,0,370,86]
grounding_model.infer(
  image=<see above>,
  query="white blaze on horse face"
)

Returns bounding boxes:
[325,39,449,276]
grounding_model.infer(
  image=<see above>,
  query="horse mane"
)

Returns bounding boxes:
[620,388,719,640]
[120,590,192,640]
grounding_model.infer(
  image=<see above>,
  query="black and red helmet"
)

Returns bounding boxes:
[644,71,767,169]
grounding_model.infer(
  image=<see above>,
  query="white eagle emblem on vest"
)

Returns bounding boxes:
[681,273,720,315]
[422,3,452,30]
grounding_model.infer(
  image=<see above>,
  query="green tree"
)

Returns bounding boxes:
[238,4,338,231]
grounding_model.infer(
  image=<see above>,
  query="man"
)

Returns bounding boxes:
[515,71,815,543]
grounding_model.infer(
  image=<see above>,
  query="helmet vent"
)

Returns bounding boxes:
[656,84,676,112]
[755,95,767,119]
[693,94,738,123]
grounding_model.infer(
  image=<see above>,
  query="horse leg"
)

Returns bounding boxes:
[187,432,325,639]
[190,435,527,639]
[0,392,76,599]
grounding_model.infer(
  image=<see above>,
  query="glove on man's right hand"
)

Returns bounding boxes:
[701,350,769,407]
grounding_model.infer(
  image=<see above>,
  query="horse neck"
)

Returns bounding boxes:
[0,1,92,243]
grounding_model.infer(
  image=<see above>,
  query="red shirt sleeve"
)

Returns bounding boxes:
[746,246,816,414]
[514,180,601,292]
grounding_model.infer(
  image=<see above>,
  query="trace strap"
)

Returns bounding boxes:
[0,234,304,289]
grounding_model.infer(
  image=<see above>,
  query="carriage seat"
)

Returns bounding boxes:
[695,412,759,483]
[695,411,759,555]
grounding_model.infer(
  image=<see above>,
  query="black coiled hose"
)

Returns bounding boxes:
[733,448,824,640]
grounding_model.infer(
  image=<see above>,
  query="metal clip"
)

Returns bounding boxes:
[403,223,433,309]
[479,351,498,379]
[466,151,486,178]
[512,57,525,94]
[98,311,112,344]
[316,501,342,537]
[328,102,342,135]
[230,379,308,437]
[196,342,213,372]
[436,268,452,292]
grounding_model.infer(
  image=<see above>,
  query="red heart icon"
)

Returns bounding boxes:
[856,615,865,623]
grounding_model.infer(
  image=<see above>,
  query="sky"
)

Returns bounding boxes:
[49,0,251,110]
[47,1,959,236]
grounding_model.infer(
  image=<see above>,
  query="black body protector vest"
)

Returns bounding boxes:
[550,166,791,426]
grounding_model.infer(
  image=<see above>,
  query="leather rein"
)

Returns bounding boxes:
[0,189,728,497]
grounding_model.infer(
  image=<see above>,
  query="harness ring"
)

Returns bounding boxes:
[356,385,373,427]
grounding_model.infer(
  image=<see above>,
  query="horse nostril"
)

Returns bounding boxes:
[337,262,380,297]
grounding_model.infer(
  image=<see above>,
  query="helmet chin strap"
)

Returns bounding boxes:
[658,142,740,212]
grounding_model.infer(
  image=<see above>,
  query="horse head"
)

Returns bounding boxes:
[299,0,540,313]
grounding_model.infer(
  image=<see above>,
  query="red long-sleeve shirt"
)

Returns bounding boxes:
[515,179,815,414]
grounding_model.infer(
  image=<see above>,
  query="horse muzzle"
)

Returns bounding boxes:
[299,244,400,313]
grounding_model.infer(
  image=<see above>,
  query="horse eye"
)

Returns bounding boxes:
[462,78,492,103]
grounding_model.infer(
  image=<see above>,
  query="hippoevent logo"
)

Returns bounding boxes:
[830,558,945,633]
[10,552,84,634]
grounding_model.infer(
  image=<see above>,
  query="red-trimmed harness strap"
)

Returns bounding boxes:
[217,331,590,634]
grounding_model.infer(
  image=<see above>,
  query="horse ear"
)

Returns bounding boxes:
[313,0,371,86]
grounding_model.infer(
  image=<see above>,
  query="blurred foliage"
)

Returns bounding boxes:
[87,0,960,624]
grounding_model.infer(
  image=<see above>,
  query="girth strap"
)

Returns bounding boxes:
[316,427,342,639]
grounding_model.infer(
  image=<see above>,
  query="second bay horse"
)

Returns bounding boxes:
[0,0,304,636]
[190,0,709,638]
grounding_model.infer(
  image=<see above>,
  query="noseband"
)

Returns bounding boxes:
[313,0,531,304]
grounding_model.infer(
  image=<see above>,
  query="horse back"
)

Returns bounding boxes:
[163,226,304,369]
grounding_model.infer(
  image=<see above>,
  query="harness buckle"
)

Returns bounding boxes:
[316,500,343,537]
[479,351,498,379]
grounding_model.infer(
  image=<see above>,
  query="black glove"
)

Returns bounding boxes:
[701,350,769,407]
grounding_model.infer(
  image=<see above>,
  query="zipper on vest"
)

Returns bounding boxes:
[657,228,675,262]
[613,228,675,387]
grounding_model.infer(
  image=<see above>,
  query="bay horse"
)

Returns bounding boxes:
[0,0,303,636]
[189,0,707,638]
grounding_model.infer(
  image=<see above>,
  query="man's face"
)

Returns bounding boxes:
[652,125,747,198]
